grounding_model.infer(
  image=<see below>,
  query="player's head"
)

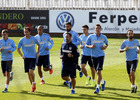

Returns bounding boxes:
[65,22,72,32]
[37,25,43,35]
[127,29,134,40]
[65,32,72,43]
[95,24,101,34]
[82,25,89,34]
[1,29,8,40]
[24,27,31,37]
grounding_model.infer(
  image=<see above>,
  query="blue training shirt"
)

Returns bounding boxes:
[86,33,108,57]
[79,33,91,56]
[17,36,40,58]
[63,30,81,46]
[0,38,16,61]
[34,33,54,56]
[120,39,139,61]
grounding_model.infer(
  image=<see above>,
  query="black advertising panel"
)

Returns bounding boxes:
[0,10,49,33]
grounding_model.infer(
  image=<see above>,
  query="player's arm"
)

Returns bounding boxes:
[73,33,82,46]
[120,45,129,53]
[17,39,25,59]
[85,36,95,48]
[137,46,140,54]
[60,46,63,59]
[35,38,40,58]
[8,40,16,53]
[101,36,108,50]
[48,36,54,50]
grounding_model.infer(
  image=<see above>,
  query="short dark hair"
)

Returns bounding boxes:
[82,25,89,29]
[127,29,133,33]
[2,29,8,34]
[65,32,72,37]
[66,22,72,26]
[24,27,31,32]
[95,24,101,28]
[37,25,43,29]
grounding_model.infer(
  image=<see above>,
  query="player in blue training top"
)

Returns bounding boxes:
[60,32,79,94]
[63,22,83,86]
[86,24,108,94]
[0,29,16,93]
[35,25,54,85]
[120,29,140,93]
[17,27,40,92]
[80,25,95,87]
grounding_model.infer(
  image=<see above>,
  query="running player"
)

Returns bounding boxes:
[86,24,108,94]
[0,29,16,93]
[120,29,140,93]
[60,32,79,94]
[80,25,96,87]
[17,27,40,92]
[63,22,83,78]
[35,25,54,84]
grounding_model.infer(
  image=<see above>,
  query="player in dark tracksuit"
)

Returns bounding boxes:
[60,32,79,94]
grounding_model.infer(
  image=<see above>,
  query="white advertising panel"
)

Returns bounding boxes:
[50,10,140,34]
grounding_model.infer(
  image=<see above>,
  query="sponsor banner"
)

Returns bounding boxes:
[50,10,140,34]
[0,10,49,33]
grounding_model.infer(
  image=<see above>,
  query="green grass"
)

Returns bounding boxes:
[0,37,140,100]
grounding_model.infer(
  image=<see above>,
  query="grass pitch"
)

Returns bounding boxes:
[0,37,140,100]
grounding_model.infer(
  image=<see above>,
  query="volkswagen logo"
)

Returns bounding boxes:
[56,12,74,31]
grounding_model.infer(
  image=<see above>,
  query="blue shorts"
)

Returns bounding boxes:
[81,55,93,67]
[61,65,76,78]
[37,55,50,68]
[24,58,36,73]
[126,60,138,74]
[1,60,12,73]
[92,56,104,71]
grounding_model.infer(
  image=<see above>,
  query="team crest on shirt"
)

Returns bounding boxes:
[69,47,72,50]
[31,41,33,44]
[100,38,103,41]
[134,43,136,46]
[43,38,46,41]
[8,43,10,45]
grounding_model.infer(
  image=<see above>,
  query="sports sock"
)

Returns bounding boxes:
[5,84,9,89]
[101,79,104,84]
[41,77,44,80]
[96,84,100,89]
[86,76,89,78]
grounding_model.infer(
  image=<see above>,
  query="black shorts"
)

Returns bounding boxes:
[1,60,12,73]
[126,60,138,74]
[61,65,76,78]
[37,55,50,68]
[92,56,104,71]
[81,55,93,67]
[24,58,36,73]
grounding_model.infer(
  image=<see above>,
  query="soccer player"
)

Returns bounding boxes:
[120,29,140,93]
[0,29,16,93]
[80,25,96,87]
[35,25,54,84]
[17,27,40,92]
[86,24,108,94]
[63,22,83,78]
[60,32,79,94]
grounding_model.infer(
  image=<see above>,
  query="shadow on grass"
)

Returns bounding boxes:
[17,90,130,100]
[9,89,139,100]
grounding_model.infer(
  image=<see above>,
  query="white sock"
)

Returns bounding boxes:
[131,85,136,88]
[86,76,89,78]
[96,84,100,89]
[72,89,75,91]
[5,84,9,89]
[101,79,104,84]
[41,77,44,80]
[92,79,95,82]
[32,82,36,84]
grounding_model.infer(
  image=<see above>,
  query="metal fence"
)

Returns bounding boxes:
[0,0,140,10]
